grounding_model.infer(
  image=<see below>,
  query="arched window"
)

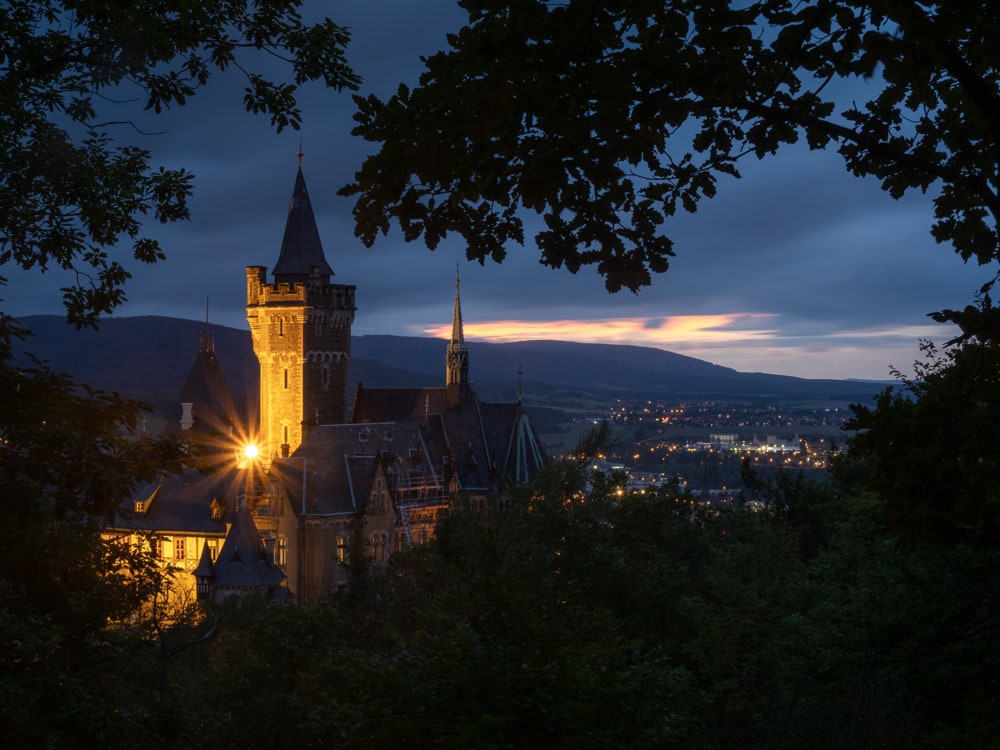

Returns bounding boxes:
[276,536,287,567]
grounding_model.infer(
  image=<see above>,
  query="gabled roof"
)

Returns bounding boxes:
[212,506,285,590]
[271,162,334,284]
[272,422,440,518]
[348,384,546,492]
[114,467,243,535]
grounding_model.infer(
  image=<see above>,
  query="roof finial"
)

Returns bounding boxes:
[297,141,304,169]
[201,297,214,353]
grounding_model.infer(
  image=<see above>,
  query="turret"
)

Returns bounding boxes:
[246,154,356,460]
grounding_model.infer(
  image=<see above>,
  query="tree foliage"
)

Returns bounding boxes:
[0,317,191,744]
[846,321,1000,546]
[343,0,1000,294]
[0,0,359,327]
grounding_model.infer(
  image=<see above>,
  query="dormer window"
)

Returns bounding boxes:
[210,498,224,521]
[134,500,146,514]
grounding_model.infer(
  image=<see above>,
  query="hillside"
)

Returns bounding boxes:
[13,315,891,420]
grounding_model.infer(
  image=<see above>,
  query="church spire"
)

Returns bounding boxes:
[446,264,469,403]
[271,151,334,285]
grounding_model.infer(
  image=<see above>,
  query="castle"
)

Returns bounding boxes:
[110,158,547,605]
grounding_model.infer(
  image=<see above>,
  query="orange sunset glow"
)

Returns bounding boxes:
[423,313,779,347]
[416,314,943,380]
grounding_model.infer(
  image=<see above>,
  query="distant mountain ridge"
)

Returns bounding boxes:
[13,315,891,417]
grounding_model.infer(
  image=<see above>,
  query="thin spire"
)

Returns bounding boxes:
[446,264,470,394]
[451,263,465,349]
[201,297,214,353]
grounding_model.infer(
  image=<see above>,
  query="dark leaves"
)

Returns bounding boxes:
[345,0,1000,294]
[1,0,358,325]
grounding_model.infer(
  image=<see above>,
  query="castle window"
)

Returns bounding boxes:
[370,534,387,562]
[370,481,387,514]
[207,539,218,561]
[278,317,284,336]
[322,365,330,391]
[174,537,186,560]
[284,368,289,389]
[276,536,287,567]
[336,535,348,564]
[153,537,164,559]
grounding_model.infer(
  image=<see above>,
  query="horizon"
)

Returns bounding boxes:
[2,1,989,383]
[16,310,896,384]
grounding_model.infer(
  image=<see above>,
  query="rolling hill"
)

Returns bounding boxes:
[12,315,891,421]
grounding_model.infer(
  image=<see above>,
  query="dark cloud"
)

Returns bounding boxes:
[3,1,991,379]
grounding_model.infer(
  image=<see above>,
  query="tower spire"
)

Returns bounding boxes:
[446,263,470,403]
[271,151,333,285]
[201,297,214,353]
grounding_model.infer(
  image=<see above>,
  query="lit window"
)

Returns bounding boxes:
[276,536,287,567]
[370,533,388,562]
[174,538,186,560]
[207,539,218,561]
[336,535,347,564]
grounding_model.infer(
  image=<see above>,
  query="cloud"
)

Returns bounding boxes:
[3,0,990,385]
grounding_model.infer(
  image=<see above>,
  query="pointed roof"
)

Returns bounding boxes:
[212,506,286,590]
[193,541,215,579]
[175,337,242,439]
[446,266,470,394]
[449,265,466,353]
[272,154,334,284]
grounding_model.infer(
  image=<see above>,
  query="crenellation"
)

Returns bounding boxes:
[247,182,355,458]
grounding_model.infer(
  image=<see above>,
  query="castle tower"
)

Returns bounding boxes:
[246,155,356,460]
[445,266,470,406]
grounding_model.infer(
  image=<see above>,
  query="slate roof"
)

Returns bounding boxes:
[161,334,251,476]
[350,385,451,423]
[114,467,243,535]
[349,385,547,492]
[271,163,334,284]
[270,426,360,517]
[481,401,548,484]
[211,506,286,590]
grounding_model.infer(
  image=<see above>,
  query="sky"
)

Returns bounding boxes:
[3,1,993,381]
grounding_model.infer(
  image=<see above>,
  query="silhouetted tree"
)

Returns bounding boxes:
[1,0,358,327]
[344,1,1000,296]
